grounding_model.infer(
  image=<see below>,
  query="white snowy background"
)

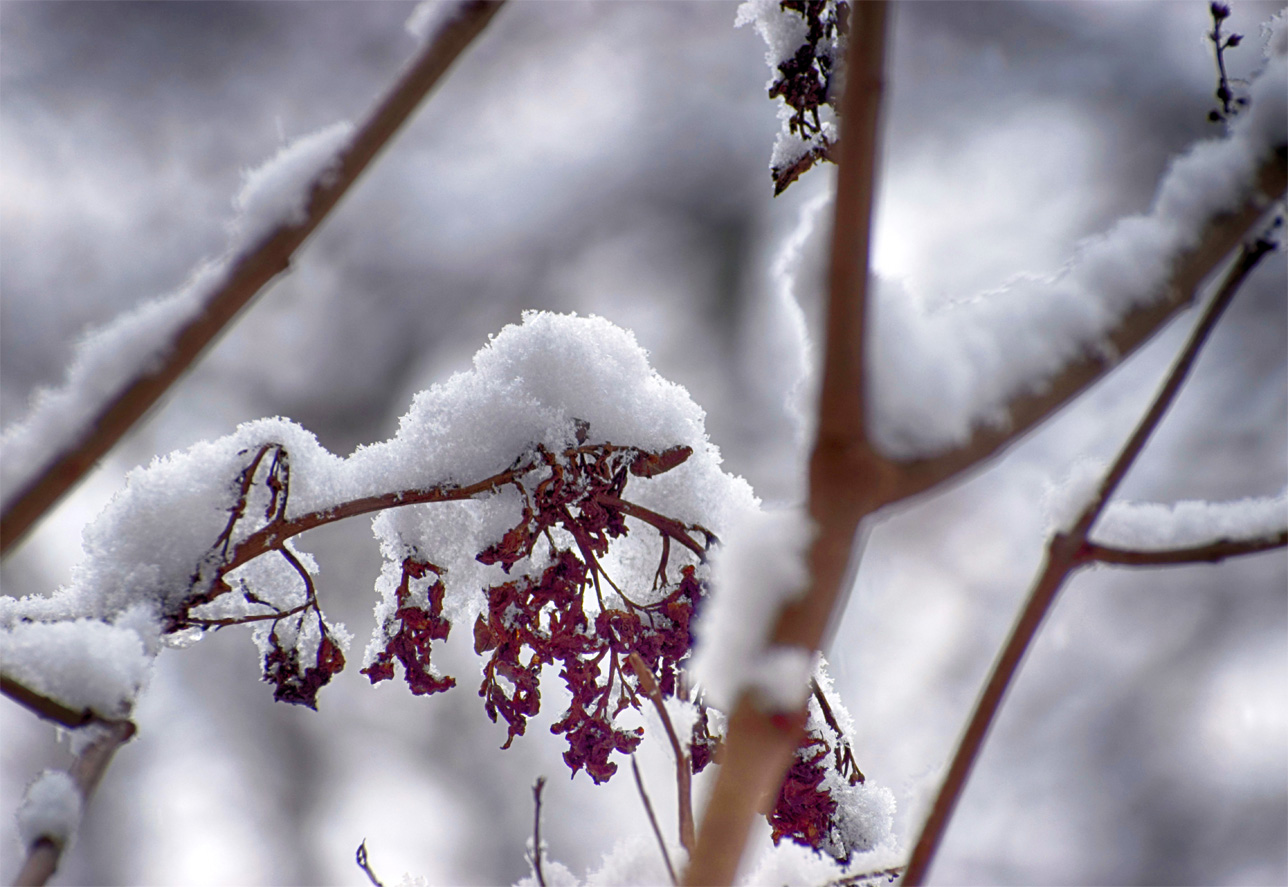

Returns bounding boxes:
[2,1,1285,884]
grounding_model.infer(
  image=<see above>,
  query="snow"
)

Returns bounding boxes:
[1094,492,1288,551]
[1042,458,1109,533]
[231,121,353,247]
[778,51,1287,460]
[1,120,354,510]
[691,507,813,712]
[15,770,81,851]
[2,311,759,720]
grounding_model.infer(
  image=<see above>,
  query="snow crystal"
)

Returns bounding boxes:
[231,121,353,247]
[1093,492,1287,551]
[405,1,466,43]
[1262,9,1288,60]
[692,507,813,712]
[778,52,1286,460]
[736,0,809,70]
[15,770,81,851]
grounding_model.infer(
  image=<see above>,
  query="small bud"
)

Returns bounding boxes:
[1216,84,1232,102]
[1210,2,1231,21]
[1225,33,1242,47]
[1208,109,1223,122]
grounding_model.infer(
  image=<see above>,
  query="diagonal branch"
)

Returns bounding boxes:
[900,237,1275,886]
[890,150,1287,505]
[0,1,506,557]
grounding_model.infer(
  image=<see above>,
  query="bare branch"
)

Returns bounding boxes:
[13,719,136,887]
[901,238,1275,886]
[631,756,679,887]
[0,0,507,556]
[0,676,105,730]
[1084,530,1287,567]
[627,652,695,854]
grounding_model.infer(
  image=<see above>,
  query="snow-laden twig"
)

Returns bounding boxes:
[627,652,695,854]
[13,719,135,887]
[631,757,679,886]
[0,0,506,555]
[901,236,1278,886]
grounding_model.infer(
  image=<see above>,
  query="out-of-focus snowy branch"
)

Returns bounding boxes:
[0,0,505,556]
[902,236,1278,885]
[12,720,135,887]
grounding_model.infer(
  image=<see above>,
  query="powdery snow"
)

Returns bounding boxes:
[1094,492,1288,551]
[1,312,760,720]
[15,770,81,851]
[691,507,814,712]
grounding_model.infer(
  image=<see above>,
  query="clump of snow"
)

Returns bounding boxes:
[3,311,759,719]
[1042,459,1109,533]
[231,121,353,246]
[691,507,813,712]
[778,52,1285,461]
[0,618,151,719]
[405,1,466,43]
[15,770,81,851]
[1093,492,1287,550]
[1261,9,1288,60]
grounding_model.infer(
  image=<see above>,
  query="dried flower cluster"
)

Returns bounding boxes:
[768,0,851,194]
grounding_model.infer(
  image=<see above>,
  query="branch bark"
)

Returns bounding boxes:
[685,4,891,883]
[1083,530,1287,566]
[0,0,506,557]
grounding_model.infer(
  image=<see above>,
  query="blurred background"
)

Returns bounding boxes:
[1,2,1284,884]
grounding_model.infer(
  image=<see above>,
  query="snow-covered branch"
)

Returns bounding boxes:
[0,0,505,555]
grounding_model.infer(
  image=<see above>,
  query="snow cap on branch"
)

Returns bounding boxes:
[691,506,814,711]
[16,770,81,851]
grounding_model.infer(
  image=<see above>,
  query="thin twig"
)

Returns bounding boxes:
[531,777,547,887]
[1084,531,1287,567]
[355,840,386,887]
[627,652,695,854]
[14,719,136,887]
[0,1,506,556]
[828,865,906,886]
[901,239,1275,886]
[1,675,102,730]
[632,756,679,886]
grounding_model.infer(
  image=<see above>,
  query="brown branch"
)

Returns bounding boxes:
[530,777,547,887]
[828,865,906,886]
[890,149,1287,505]
[900,238,1274,886]
[0,675,102,730]
[631,756,679,886]
[685,5,891,884]
[627,652,695,854]
[14,719,136,887]
[1084,530,1287,567]
[0,0,507,557]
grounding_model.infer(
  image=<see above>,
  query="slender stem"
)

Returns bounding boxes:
[901,240,1274,885]
[14,719,136,887]
[632,756,679,886]
[0,1,506,556]
[628,652,695,854]
[531,777,547,887]
[355,840,386,887]
[1084,531,1287,567]
[0,676,102,729]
